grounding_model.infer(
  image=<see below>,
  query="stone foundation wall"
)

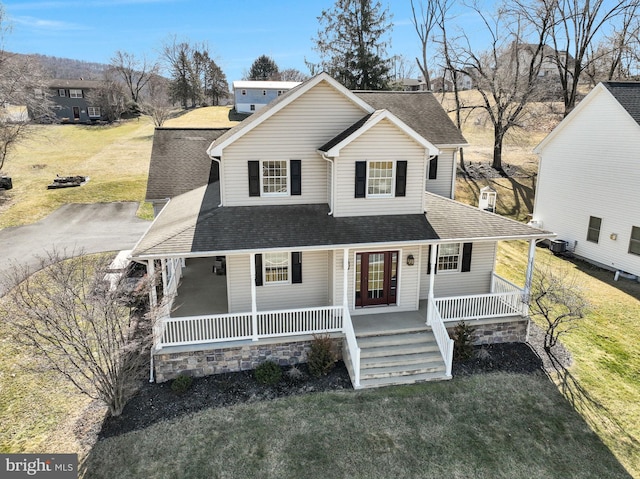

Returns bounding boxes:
[446,319,528,346]
[154,337,343,383]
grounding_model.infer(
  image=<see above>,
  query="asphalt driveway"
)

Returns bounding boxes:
[0,202,150,293]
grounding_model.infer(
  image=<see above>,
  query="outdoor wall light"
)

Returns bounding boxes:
[407,254,415,266]
[610,233,618,240]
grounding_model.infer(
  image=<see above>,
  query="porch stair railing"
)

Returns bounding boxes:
[341,307,361,388]
[427,295,454,377]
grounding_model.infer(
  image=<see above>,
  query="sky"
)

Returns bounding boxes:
[0,0,482,82]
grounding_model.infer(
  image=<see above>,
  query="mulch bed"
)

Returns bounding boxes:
[98,324,571,440]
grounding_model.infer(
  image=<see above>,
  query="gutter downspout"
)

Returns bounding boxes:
[451,148,459,200]
[322,153,334,216]
[211,157,223,207]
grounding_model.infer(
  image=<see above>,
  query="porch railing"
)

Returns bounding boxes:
[434,275,526,322]
[156,305,344,348]
[428,296,453,377]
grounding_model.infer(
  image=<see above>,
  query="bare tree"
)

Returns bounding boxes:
[461,3,552,171]
[410,0,438,90]
[85,69,128,122]
[529,264,589,352]
[0,6,53,171]
[279,68,309,82]
[539,0,637,115]
[109,50,159,103]
[142,74,173,127]
[0,250,158,417]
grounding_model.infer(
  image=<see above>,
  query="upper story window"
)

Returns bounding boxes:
[438,243,461,272]
[241,89,247,95]
[87,106,101,117]
[58,89,66,97]
[262,90,267,96]
[69,89,83,98]
[367,161,394,197]
[355,160,407,199]
[629,226,640,256]
[277,90,284,96]
[248,160,301,197]
[587,216,602,243]
[262,160,288,195]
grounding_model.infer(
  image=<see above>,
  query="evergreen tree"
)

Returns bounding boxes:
[312,0,392,90]
[247,55,280,80]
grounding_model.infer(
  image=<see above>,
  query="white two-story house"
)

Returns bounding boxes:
[133,73,553,388]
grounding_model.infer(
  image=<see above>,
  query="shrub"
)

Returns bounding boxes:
[171,374,193,394]
[308,334,337,377]
[286,365,305,381]
[452,321,475,361]
[254,361,282,385]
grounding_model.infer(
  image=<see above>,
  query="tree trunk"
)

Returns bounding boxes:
[492,131,503,171]
[459,147,466,172]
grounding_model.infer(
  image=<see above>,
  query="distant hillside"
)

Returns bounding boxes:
[12,52,109,80]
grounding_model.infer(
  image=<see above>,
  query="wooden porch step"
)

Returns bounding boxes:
[357,330,433,347]
[361,350,442,368]
[358,370,451,389]
[360,357,445,379]
[360,342,440,359]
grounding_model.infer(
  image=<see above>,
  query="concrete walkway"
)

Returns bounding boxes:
[0,202,150,295]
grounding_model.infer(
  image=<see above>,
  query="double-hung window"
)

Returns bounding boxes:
[264,252,289,283]
[87,107,101,117]
[438,243,461,272]
[69,89,83,98]
[248,160,301,197]
[629,226,640,256]
[355,160,407,198]
[587,216,602,243]
[58,89,66,97]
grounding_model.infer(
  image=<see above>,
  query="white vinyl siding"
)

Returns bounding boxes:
[223,81,366,206]
[533,86,640,276]
[426,148,456,198]
[333,119,426,217]
[226,251,329,313]
[420,242,496,298]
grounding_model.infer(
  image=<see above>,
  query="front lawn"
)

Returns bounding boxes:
[82,372,630,479]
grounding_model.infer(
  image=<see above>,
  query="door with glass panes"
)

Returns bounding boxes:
[355,251,398,307]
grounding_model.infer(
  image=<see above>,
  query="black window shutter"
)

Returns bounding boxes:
[291,160,302,196]
[255,254,263,286]
[248,161,260,197]
[292,252,302,283]
[355,161,366,198]
[426,245,437,274]
[461,243,473,272]
[395,160,407,197]
[428,156,438,180]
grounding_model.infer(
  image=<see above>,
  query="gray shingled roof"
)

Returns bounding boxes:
[602,82,640,126]
[146,128,229,201]
[133,185,552,258]
[318,112,375,152]
[47,79,104,89]
[354,91,467,146]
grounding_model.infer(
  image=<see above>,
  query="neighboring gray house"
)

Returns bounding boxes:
[39,79,106,123]
[134,73,553,388]
[232,80,301,114]
[532,82,640,279]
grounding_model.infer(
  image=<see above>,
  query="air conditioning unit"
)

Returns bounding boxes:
[549,239,567,254]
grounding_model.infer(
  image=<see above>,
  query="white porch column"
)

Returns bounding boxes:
[250,253,258,341]
[343,248,349,307]
[148,260,157,308]
[523,239,537,315]
[427,244,438,325]
[160,259,168,293]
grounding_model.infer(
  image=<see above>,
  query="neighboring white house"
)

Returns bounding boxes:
[134,72,553,388]
[532,81,640,278]
[233,80,301,114]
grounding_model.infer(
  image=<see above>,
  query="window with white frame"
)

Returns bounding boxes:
[250,104,255,111]
[262,160,288,195]
[629,226,640,256]
[262,90,267,95]
[587,216,602,243]
[264,252,289,283]
[87,106,101,117]
[367,161,394,197]
[69,89,83,98]
[58,89,66,97]
[241,89,247,95]
[277,90,284,96]
[438,243,461,271]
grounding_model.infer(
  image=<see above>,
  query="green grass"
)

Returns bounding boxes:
[82,373,630,479]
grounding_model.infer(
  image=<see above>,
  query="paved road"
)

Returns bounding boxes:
[0,202,150,293]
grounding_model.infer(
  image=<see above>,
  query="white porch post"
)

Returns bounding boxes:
[148,260,157,308]
[523,239,537,315]
[250,253,259,341]
[427,244,438,325]
[160,259,168,293]
[343,248,349,307]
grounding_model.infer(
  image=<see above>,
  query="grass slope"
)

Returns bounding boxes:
[82,373,630,479]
